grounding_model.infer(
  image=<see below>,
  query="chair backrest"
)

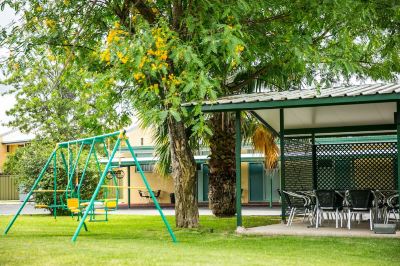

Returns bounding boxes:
[153,190,161,197]
[277,189,292,207]
[387,194,399,208]
[315,190,343,208]
[138,190,144,197]
[67,198,79,209]
[348,190,374,209]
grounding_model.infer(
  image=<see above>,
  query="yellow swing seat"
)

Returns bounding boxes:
[67,198,82,213]
[34,204,48,209]
[104,199,117,210]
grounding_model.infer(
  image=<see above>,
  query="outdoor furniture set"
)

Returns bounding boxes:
[280,189,399,230]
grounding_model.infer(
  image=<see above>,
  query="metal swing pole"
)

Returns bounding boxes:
[102,139,119,202]
[77,139,96,198]
[71,137,121,242]
[125,138,177,243]
[4,150,56,235]
[60,150,71,204]
[66,143,84,196]
[92,146,103,176]
[53,149,57,219]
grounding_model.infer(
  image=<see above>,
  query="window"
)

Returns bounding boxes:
[136,164,155,173]
[140,138,144,146]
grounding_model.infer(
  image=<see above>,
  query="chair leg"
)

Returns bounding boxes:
[316,208,319,229]
[370,209,373,231]
[340,210,343,228]
[287,208,293,226]
[335,209,339,228]
[290,208,296,226]
[348,210,351,230]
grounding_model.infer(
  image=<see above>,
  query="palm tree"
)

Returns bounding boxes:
[207,110,279,217]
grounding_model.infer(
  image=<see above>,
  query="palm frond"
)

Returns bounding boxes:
[135,110,171,178]
[252,125,279,169]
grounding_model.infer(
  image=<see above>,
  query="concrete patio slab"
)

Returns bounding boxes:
[238,220,400,238]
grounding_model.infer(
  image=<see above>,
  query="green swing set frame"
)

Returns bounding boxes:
[3,130,177,243]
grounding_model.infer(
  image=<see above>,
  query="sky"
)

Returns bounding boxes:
[0,6,17,133]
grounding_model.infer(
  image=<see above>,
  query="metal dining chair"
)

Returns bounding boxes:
[347,190,374,230]
[385,194,399,224]
[315,190,344,229]
[279,190,313,226]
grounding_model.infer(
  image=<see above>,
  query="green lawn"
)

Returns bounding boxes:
[0,215,398,265]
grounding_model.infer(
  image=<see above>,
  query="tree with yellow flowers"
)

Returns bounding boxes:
[1,0,399,226]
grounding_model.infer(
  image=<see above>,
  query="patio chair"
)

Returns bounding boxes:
[347,190,374,230]
[315,190,344,229]
[279,190,312,226]
[385,194,399,224]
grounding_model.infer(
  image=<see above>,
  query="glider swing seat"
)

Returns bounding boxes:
[3,130,177,243]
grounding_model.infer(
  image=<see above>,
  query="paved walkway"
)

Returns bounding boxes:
[0,201,281,216]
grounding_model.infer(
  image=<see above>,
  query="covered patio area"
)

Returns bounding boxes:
[185,83,400,235]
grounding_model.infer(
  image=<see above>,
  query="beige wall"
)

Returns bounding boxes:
[120,167,174,204]
[126,126,155,147]
[119,125,258,205]
[0,143,22,173]
[119,162,251,205]
[241,163,249,203]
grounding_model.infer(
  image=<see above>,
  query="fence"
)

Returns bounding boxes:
[0,175,19,200]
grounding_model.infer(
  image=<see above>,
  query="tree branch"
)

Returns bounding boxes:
[133,0,157,24]
[225,66,269,92]
[44,42,95,51]
[242,13,290,26]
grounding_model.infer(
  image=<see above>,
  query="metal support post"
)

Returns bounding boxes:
[312,133,317,190]
[235,111,242,227]
[127,166,131,209]
[280,109,286,223]
[53,150,57,219]
[125,139,177,242]
[397,102,400,198]
[71,138,121,242]
[4,151,56,235]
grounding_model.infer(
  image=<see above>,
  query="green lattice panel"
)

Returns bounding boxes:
[316,142,397,190]
[284,138,313,192]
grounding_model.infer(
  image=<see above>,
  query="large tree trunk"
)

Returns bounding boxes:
[167,116,199,228]
[208,112,236,217]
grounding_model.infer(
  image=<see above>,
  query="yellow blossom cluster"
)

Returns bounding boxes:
[45,19,56,29]
[100,49,111,63]
[139,56,148,68]
[147,49,168,60]
[141,28,170,71]
[117,51,128,64]
[166,73,181,86]
[149,83,159,91]
[235,44,245,54]
[133,72,145,81]
[106,22,127,44]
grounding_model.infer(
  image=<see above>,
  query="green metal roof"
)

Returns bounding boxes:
[184,83,400,111]
[184,83,400,136]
